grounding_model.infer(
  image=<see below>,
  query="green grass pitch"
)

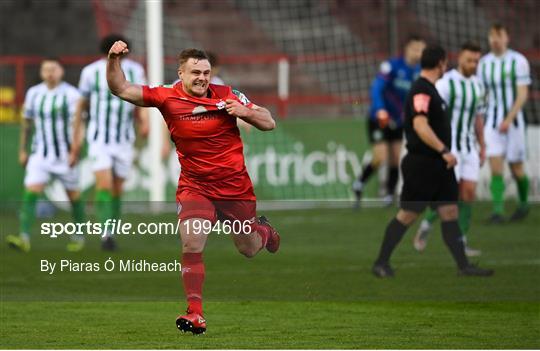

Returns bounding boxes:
[1,203,539,348]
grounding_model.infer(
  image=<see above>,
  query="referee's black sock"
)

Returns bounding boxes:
[441,220,469,270]
[359,163,376,184]
[387,166,399,195]
[375,217,408,265]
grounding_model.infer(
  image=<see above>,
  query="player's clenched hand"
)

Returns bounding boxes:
[18,150,28,167]
[68,149,79,167]
[225,99,251,118]
[442,152,457,169]
[376,109,390,129]
[499,118,511,133]
[108,40,129,59]
[479,145,486,166]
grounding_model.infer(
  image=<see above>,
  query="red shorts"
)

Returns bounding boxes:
[177,189,256,224]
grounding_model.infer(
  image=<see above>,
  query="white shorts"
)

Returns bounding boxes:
[484,124,526,162]
[453,151,480,182]
[88,143,134,179]
[24,154,79,190]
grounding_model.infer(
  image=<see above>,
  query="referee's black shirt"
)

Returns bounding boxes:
[404,77,450,158]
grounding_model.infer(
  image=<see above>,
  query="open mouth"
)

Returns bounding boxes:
[193,81,206,89]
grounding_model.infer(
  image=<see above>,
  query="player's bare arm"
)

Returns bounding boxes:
[475,114,486,165]
[225,99,275,131]
[18,117,33,167]
[161,121,172,160]
[500,85,528,133]
[69,98,88,167]
[106,40,147,107]
[413,115,456,168]
[135,106,149,138]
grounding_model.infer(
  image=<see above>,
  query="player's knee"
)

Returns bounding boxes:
[396,209,417,226]
[95,182,113,191]
[459,186,475,202]
[389,151,401,166]
[236,242,258,258]
[463,187,476,202]
[240,248,257,258]
[111,190,123,198]
[461,192,474,202]
[389,157,400,167]
[438,205,458,221]
[489,158,504,175]
[94,172,113,190]
[112,178,125,196]
[510,164,524,178]
[182,241,204,253]
[371,155,385,168]
[67,190,81,202]
[26,184,45,194]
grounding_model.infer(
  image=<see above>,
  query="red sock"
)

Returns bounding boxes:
[181,252,205,315]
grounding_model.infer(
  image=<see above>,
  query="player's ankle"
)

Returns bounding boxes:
[20,232,30,242]
[187,300,203,315]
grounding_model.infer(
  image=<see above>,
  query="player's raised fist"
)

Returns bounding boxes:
[108,40,129,59]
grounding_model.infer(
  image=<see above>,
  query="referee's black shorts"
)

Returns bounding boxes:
[399,153,458,213]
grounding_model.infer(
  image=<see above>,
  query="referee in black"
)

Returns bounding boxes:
[372,45,493,277]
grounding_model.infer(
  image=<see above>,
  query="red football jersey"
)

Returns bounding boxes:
[142,82,255,200]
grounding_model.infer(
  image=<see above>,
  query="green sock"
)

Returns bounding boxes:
[490,175,505,215]
[112,195,121,220]
[71,199,85,223]
[458,202,472,235]
[68,199,85,242]
[20,190,39,235]
[424,208,438,224]
[95,190,113,225]
[516,176,529,209]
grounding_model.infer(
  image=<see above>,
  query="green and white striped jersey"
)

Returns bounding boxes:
[436,69,486,154]
[78,58,146,145]
[477,49,531,130]
[23,82,81,160]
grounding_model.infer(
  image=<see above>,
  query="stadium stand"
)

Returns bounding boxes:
[0,0,538,121]
[0,0,98,89]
